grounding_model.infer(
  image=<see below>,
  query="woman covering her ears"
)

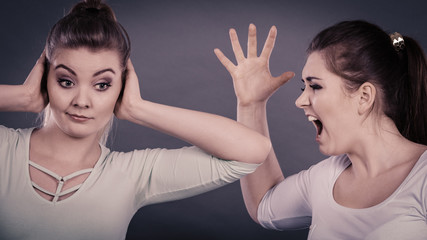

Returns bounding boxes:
[0,1,271,239]
[215,20,427,239]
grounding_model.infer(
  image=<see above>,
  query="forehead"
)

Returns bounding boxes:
[302,52,330,78]
[51,47,122,72]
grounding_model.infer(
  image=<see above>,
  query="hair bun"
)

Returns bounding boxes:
[84,0,102,9]
[69,0,116,21]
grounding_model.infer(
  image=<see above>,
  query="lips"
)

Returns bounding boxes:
[67,113,93,122]
[308,115,323,136]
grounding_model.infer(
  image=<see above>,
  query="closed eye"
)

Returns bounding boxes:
[310,84,322,90]
[300,83,322,92]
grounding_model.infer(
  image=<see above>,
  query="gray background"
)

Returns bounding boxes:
[1,0,426,239]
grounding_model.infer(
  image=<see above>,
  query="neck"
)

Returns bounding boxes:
[346,116,427,177]
[32,122,101,166]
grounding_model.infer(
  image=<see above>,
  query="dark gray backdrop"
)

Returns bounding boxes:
[1,0,426,239]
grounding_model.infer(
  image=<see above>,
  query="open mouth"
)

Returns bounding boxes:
[308,116,323,136]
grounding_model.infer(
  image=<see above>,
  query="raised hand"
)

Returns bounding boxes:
[215,24,291,222]
[114,58,271,164]
[214,24,294,106]
[0,51,49,112]
[23,51,49,112]
[114,59,143,121]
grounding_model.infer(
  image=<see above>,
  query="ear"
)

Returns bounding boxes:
[357,82,376,115]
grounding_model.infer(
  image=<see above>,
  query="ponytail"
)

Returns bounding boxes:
[401,37,427,144]
[308,20,427,145]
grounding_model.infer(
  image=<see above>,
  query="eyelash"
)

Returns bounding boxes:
[57,79,112,91]
[301,84,322,91]
[58,79,74,88]
[95,82,112,91]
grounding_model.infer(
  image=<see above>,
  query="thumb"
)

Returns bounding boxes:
[273,71,295,87]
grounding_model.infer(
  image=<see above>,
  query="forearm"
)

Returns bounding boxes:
[0,85,40,112]
[237,102,284,223]
[123,98,271,164]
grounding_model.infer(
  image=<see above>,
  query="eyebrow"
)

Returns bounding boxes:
[305,76,322,82]
[55,64,116,77]
[93,68,116,77]
[55,64,76,76]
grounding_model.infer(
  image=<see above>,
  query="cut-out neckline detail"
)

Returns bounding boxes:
[29,160,93,203]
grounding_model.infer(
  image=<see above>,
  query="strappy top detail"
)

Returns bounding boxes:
[29,160,93,203]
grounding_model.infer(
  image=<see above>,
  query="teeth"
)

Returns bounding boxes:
[308,116,318,122]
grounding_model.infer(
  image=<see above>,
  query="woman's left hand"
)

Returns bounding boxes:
[114,59,143,121]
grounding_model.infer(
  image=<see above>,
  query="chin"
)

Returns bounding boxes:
[61,125,99,140]
[318,144,345,157]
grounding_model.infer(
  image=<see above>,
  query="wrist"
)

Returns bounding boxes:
[118,97,145,122]
[237,100,267,120]
[237,100,267,111]
[236,100,269,137]
[20,85,39,112]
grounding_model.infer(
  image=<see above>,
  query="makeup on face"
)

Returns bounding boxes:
[297,52,361,155]
[54,64,116,92]
[299,76,324,138]
[46,48,123,139]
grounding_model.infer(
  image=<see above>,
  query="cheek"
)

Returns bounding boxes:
[96,90,121,113]
[102,97,118,112]
[46,77,66,109]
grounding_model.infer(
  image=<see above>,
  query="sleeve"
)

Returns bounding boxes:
[0,125,17,146]
[257,169,313,230]
[0,126,31,178]
[0,125,26,162]
[113,146,260,208]
[0,125,13,168]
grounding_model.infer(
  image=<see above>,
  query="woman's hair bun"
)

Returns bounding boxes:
[45,0,130,69]
[69,0,116,21]
[84,0,102,9]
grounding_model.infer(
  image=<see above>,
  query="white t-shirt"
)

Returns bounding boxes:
[0,126,259,240]
[258,152,427,239]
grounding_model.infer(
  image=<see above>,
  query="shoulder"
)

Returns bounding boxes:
[401,150,427,216]
[415,150,427,169]
[0,125,34,145]
[406,150,427,181]
[0,126,34,166]
[285,154,350,200]
[304,154,350,179]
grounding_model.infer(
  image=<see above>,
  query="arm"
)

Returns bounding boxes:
[114,59,271,164]
[0,52,48,112]
[214,24,294,222]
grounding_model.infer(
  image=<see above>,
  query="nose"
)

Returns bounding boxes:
[72,87,90,109]
[295,89,310,109]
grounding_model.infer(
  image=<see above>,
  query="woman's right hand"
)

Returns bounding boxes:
[214,24,294,107]
[0,51,48,113]
[22,51,49,112]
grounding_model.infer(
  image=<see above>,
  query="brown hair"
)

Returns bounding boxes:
[307,20,427,145]
[45,0,130,68]
[41,0,131,145]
